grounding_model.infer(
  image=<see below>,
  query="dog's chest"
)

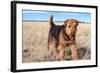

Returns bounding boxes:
[63,34,75,45]
[63,39,75,46]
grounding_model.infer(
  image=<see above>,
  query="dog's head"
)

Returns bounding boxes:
[64,19,79,38]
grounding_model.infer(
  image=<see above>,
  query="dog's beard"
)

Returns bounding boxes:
[68,33,76,40]
[63,32,75,41]
[67,30,76,40]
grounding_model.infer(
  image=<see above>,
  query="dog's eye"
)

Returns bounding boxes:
[68,26,71,28]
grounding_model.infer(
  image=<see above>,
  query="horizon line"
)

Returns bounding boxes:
[22,20,91,24]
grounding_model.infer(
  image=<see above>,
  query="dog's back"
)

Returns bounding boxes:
[49,25,64,42]
[49,15,64,42]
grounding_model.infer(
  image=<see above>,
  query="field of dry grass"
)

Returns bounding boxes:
[22,22,91,63]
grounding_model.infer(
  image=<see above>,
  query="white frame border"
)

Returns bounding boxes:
[16,3,96,70]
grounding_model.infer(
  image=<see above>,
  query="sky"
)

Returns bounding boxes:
[22,10,91,23]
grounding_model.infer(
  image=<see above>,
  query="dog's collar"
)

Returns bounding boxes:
[63,28,69,40]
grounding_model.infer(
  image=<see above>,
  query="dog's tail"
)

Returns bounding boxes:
[49,15,55,26]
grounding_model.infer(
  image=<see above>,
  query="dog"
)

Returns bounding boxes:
[47,15,79,61]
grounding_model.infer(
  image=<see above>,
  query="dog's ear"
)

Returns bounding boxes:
[64,19,79,27]
[64,20,68,27]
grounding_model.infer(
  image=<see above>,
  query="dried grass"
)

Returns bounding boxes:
[22,22,91,63]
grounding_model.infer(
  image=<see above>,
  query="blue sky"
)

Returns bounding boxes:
[23,10,91,23]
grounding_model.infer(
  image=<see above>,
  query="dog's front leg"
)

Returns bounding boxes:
[59,45,65,61]
[70,44,78,60]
